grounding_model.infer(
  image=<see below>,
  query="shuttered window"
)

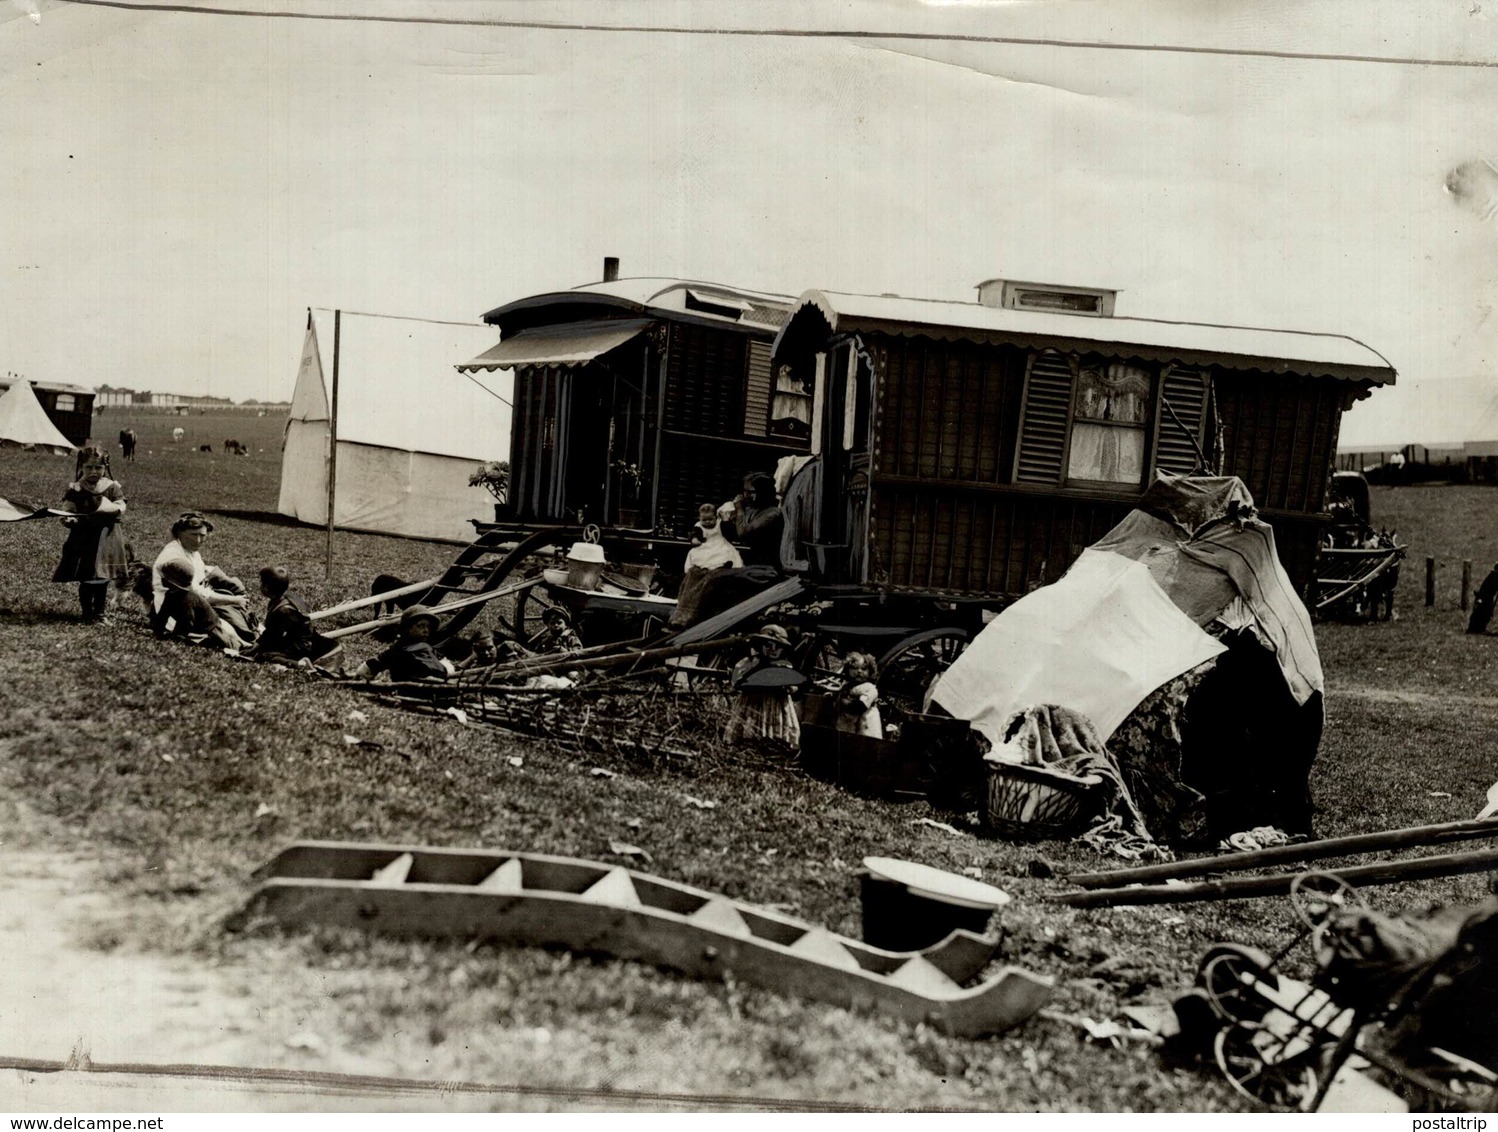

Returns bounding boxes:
[743,340,772,436]
[1013,351,1075,484]
[1152,366,1210,474]
[1013,351,1213,488]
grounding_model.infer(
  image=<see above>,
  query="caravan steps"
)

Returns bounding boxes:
[231,841,1052,1037]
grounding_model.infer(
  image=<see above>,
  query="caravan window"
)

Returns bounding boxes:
[53,393,75,413]
[1013,350,1210,489]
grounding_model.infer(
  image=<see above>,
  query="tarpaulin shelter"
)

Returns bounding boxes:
[933,473,1326,840]
[0,378,77,454]
[278,310,512,543]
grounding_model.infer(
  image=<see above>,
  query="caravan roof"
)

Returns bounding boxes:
[775,290,1396,384]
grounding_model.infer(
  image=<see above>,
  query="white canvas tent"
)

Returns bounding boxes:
[0,378,76,453]
[278,310,511,542]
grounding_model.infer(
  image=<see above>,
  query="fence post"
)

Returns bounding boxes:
[1426,557,1436,608]
[1463,560,1473,612]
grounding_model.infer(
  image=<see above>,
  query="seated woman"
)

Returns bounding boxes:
[150,512,257,646]
[671,472,787,629]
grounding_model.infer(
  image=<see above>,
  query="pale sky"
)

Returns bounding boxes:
[1,0,1495,445]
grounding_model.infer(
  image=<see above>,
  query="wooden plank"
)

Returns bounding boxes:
[309,577,442,622]
[1051,843,1498,908]
[1067,816,1498,888]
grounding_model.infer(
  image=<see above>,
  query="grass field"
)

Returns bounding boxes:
[1,416,1496,1111]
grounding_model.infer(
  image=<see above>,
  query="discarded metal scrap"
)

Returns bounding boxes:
[230,841,1053,1037]
[1051,843,1498,908]
[1067,815,1498,890]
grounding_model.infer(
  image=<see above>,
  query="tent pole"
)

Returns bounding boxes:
[325,309,341,580]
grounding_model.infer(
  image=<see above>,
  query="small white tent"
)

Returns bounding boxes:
[278,310,511,542]
[0,379,77,453]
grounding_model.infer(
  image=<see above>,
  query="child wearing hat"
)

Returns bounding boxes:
[52,445,131,622]
[245,566,341,667]
[349,605,455,682]
[724,623,802,749]
[526,604,584,655]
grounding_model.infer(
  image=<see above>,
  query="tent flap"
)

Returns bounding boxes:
[0,380,77,452]
[456,318,652,372]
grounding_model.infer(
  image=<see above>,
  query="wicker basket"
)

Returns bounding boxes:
[983,760,1106,842]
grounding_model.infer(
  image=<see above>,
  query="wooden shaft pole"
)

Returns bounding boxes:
[308,577,443,622]
[1050,844,1498,908]
[1067,816,1498,889]
[345,634,755,694]
[321,577,537,640]
[324,309,341,581]
[1463,559,1473,612]
[1426,556,1436,607]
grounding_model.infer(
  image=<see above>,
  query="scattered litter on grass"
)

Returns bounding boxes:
[507,756,524,768]
[913,818,968,838]
[347,710,367,723]
[1040,1009,1161,1049]
[342,734,361,746]
[251,683,263,691]
[444,769,453,780]
[608,840,651,862]
[1162,916,1185,927]
[237,701,256,711]
[680,794,717,810]
[445,707,468,725]
[1427,791,1452,798]
[590,767,617,779]
[962,867,983,880]
[160,753,175,764]
[1021,1047,1040,1076]
[254,803,277,819]
[625,817,643,830]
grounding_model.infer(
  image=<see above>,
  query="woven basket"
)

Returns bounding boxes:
[983,760,1106,842]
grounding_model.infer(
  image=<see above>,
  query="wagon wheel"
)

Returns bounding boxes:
[1289,871,1369,930]
[434,526,578,644]
[1200,949,1277,1027]
[1214,1027,1319,1111]
[877,628,969,717]
[507,577,559,649]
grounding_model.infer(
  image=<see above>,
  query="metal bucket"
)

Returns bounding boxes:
[859,857,1009,952]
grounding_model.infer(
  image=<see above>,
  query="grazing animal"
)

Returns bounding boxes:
[370,573,423,618]
[172,427,185,442]
[198,443,213,453]
[223,439,247,456]
[118,428,136,462]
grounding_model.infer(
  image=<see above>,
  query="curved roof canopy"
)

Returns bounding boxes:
[773,290,1396,385]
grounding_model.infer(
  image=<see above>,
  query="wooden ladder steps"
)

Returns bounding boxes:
[234,841,1052,1037]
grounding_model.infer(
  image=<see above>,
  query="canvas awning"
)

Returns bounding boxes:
[455,318,652,373]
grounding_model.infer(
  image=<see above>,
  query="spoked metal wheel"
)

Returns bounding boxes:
[1214,1026,1319,1111]
[433,526,578,644]
[876,628,969,716]
[1290,870,1369,930]
[1200,948,1277,1028]
[505,573,558,649]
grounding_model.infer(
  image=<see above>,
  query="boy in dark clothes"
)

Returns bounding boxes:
[350,605,454,682]
[246,566,341,666]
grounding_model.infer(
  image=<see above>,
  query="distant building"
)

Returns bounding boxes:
[0,377,94,445]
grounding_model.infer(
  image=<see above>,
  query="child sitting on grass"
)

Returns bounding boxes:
[348,605,454,682]
[245,566,341,667]
[154,559,244,650]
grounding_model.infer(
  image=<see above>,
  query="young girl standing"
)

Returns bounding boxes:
[53,444,130,621]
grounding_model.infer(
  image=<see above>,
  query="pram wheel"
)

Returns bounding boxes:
[1200,946,1277,1026]
[1290,870,1368,929]
[1214,1026,1318,1111]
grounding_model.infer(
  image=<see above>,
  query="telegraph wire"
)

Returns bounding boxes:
[49,0,1498,70]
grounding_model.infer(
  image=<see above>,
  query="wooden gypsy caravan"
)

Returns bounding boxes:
[457,266,810,536]
[770,279,1397,602]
